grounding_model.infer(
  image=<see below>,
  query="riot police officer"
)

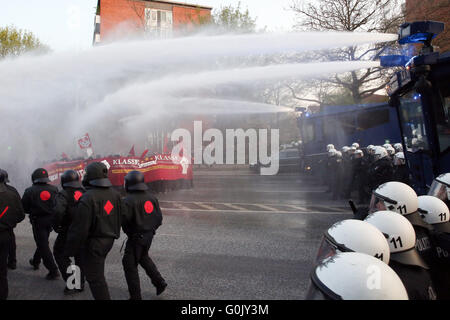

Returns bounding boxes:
[393,152,410,184]
[368,147,394,192]
[0,169,19,270]
[305,252,408,300]
[369,181,435,268]
[418,195,450,299]
[428,173,450,208]
[53,170,86,295]
[122,171,167,300]
[365,210,437,300]
[313,219,390,264]
[64,162,122,300]
[22,168,60,280]
[0,169,25,299]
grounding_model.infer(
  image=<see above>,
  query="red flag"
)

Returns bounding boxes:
[163,136,169,153]
[140,149,149,159]
[78,133,92,149]
[128,145,136,156]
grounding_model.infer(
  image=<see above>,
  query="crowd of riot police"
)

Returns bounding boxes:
[306,142,450,299]
[0,163,167,300]
[324,142,409,204]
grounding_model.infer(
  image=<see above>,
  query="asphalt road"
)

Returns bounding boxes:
[8,169,352,300]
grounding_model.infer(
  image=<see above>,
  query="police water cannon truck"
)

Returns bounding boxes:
[380,21,450,195]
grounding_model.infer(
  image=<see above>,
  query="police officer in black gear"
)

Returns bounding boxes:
[122,171,166,300]
[368,159,394,192]
[0,170,25,299]
[22,168,60,280]
[0,169,19,270]
[429,227,450,299]
[53,170,86,295]
[64,162,122,300]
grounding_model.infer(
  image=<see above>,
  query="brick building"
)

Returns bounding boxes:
[405,0,450,52]
[93,0,212,44]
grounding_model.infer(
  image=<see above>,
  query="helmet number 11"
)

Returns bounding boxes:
[390,236,403,249]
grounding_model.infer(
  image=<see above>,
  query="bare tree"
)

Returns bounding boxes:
[289,0,405,104]
[127,0,146,29]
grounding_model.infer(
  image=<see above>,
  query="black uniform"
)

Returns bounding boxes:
[368,158,394,192]
[5,185,20,269]
[22,183,59,275]
[429,230,450,299]
[0,182,25,299]
[405,212,436,271]
[64,186,122,300]
[53,187,86,290]
[389,260,437,300]
[394,164,410,185]
[122,190,165,300]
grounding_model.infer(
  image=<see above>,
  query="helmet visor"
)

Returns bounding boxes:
[315,237,338,263]
[369,194,388,213]
[428,180,449,202]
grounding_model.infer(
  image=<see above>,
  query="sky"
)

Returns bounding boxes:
[0,0,297,52]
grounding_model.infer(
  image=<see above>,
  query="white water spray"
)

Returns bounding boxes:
[0,31,395,189]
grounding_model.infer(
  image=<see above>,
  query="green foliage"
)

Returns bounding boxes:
[212,2,257,33]
[0,25,50,59]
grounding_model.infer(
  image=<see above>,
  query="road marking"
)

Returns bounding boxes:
[222,203,250,211]
[161,207,348,215]
[251,204,278,211]
[284,204,308,211]
[172,202,191,210]
[194,202,216,210]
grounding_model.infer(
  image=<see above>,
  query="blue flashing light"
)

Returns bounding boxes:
[398,21,444,45]
[305,112,310,118]
[380,55,411,67]
[413,93,421,100]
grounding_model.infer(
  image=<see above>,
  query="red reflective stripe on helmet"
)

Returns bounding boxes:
[40,191,51,201]
[144,201,154,214]
[0,206,8,219]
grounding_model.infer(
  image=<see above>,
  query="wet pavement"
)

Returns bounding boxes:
[8,169,352,300]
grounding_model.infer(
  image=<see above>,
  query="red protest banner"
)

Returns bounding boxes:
[43,153,193,187]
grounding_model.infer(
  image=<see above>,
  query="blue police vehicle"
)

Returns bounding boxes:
[297,102,402,173]
[385,21,450,194]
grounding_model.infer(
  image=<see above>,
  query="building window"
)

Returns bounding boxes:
[145,8,173,38]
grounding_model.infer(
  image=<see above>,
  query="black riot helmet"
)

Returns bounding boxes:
[61,170,82,188]
[0,169,8,192]
[124,170,148,191]
[83,162,112,187]
[0,169,9,183]
[32,168,51,184]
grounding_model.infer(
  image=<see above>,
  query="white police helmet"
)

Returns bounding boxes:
[369,181,418,215]
[373,146,388,161]
[365,211,428,269]
[315,219,390,264]
[394,143,403,153]
[305,252,408,300]
[386,146,395,156]
[342,146,350,153]
[393,152,405,166]
[428,173,450,203]
[418,195,450,233]
[328,149,337,157]
[326,144,335,152]
[383,143,392,149]
[354,150,364,159]
[351,142,360,149]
